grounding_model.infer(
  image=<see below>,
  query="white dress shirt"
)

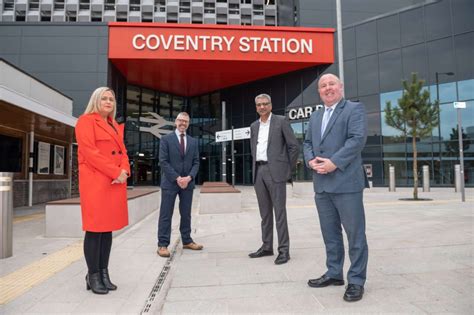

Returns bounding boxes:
[256,113,272,162]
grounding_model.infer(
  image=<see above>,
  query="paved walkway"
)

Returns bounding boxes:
[0,186,472,314]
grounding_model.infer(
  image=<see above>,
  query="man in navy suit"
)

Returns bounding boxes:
[157,112,202,257]
[303,74,369,302]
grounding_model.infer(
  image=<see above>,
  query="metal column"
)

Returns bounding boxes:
[422,165,430,192]
[1,172,13,259]
[389,165,396,192]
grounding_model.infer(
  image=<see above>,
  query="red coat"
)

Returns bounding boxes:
[75,113,130,232]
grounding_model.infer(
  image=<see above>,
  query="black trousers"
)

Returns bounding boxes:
[83,231,112,274]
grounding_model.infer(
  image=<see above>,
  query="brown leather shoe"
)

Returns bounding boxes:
[183,242,203,250]
[157,247,170,257]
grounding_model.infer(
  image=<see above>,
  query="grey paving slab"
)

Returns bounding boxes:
[1,186,473,314]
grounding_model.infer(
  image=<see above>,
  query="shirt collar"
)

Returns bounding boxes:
[324,98,343,111]
[259,113,272,124]
[175,129,186,137]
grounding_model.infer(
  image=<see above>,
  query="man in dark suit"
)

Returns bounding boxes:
[249,93,299,265]
[303,74,368,302]
[157,112,202,257]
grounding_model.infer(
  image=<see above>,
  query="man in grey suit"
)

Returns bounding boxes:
[249,93,299,265]
[157,112,203,258]
[303,74,368,302]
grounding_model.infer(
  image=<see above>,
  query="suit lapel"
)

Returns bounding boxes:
[252,122,260,154]
[171,132,181,156]
[314,109,324,143]
[267,115,275,148]
[321,99,346,142]
[184,135,192,156]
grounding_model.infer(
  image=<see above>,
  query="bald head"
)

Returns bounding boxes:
[318,73,344,107]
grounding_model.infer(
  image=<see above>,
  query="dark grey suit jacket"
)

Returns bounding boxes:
[303,99,368,193]
[250,114,299,183]
[159,132,199,191]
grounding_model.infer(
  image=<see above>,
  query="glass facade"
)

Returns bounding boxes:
[119,0,473,187]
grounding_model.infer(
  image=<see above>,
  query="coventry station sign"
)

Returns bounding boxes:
[132,34,314,54]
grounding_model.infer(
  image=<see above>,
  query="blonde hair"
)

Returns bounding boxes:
[83,87,117,119]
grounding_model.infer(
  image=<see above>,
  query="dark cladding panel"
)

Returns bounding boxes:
[277,0,296,26]
[378,49,402,93]
[355,21,377,57]
[357,54,379,97]
[424,0,452,41]
[402,43,428,82]
[0,37,21,54]
[21,24,108,37]
[400,7,424,47]
[20,54,99,73]
[343,58,357,99]
[20,36,100,55]
[454,32,474,81]
[452,0,474,34]
[377,14,400,53]
[301,67,319,106]
[427,37,456,85]
[343,27,356,60]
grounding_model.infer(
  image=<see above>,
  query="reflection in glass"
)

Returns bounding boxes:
[429,82,456,104]
[380,90,402,111]
[458,79,474,101]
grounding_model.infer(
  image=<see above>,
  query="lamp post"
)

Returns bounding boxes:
[435,71,454,184]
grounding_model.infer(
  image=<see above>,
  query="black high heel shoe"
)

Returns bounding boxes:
[100,268,117,290]
[86,272,108,294]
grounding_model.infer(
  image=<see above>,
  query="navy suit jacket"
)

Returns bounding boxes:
[159,132,199,191]
[303,99,368,193]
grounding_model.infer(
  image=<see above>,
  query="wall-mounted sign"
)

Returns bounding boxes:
[139,112,174,139]
[216,127,251,143]
[288,104,323,120]
[37,141,50,174]
[54,145,65,175]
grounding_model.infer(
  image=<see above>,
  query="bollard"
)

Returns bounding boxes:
[1,172,13,259]
[422,165,430,192]
[454,164,461,193]
[389,165,396,192]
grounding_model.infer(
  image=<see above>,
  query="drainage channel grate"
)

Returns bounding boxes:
[141,239,180,314]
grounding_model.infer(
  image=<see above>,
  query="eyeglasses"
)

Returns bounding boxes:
[176,118,189,123]
[256,102,271,107]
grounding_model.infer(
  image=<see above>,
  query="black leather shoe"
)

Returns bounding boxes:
[308,275,344,288]
[343,284,364,302]
[86,272,108,294]
[100,268,117,290]
[248,247,274,258]
[274,252,290,265]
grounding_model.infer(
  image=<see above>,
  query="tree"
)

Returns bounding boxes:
[385,73,439,200]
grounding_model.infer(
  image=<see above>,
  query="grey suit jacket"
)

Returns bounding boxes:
[250,114,299,183]
[159,132,200,191]
[303,99,368,193]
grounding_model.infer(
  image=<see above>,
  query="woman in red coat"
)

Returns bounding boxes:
[75,87,130,294]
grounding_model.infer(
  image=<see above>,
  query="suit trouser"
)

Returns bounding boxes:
[315,191,368,286]
[254,163,290,254]
[157,188,194,247]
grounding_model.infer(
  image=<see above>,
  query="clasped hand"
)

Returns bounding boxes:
[309,157,336,174]
[177,176,191,189]
[111,169,129,184]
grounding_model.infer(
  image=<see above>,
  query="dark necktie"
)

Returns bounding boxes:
[180,133,185,156]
